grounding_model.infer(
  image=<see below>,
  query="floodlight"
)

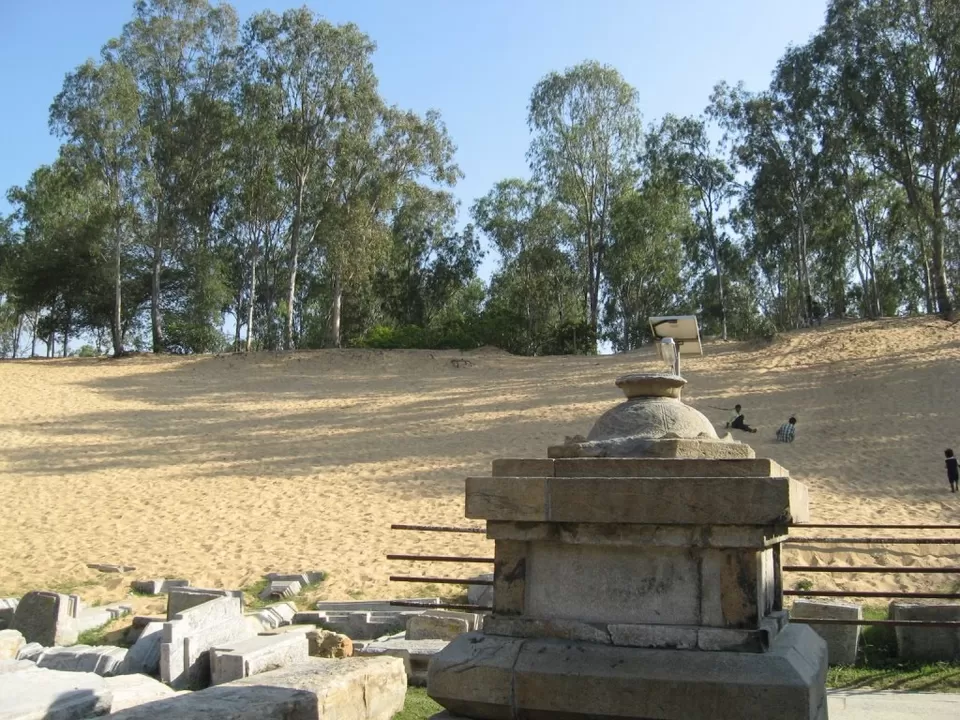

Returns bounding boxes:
[649,315,703,375]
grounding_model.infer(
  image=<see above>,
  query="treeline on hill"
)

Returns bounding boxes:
[1,0,960,358]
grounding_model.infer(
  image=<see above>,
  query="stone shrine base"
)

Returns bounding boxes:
[428,624,828,720]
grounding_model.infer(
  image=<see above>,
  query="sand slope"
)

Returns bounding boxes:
[1,316,959,605]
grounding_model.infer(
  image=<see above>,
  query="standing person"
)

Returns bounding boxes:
[946,449,959,493]
[726,404,758,434]
[776,417,797,443]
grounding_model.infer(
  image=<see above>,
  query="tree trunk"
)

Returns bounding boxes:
[709,232,727,341]
[150,238,164,352]
[12,314,22,359]
[31,313,37,358]
[111,222,124,356]
[62,306,70,358]
[329,272,343,349]
[285,180,305,351]
[930,188,953,315]
[245,251,257,353]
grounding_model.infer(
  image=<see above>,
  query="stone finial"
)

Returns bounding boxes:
[550,373,754,460]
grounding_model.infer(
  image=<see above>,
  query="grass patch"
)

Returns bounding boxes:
[76,622,112,646]
[824,603,960,693]
[393,688,442,720]
[241,579,272,610]
[46,578,101,596]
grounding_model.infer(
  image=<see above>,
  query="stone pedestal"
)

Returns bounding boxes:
[428,374,828,720]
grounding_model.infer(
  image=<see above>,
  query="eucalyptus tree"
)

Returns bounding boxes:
[645,115,737,339]
[241,7,378,349]
[527,61,642,340]
[815,0,960,314]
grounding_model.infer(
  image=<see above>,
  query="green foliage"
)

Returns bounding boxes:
[77,622,113,647]
[393,688,443,720]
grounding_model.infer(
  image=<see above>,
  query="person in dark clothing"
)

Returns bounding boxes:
[946,449,959,493]
[726,404,758,434]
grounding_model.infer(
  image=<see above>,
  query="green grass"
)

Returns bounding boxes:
[824,604,960,693]
[392,688,442,720]
[76,622,112,646]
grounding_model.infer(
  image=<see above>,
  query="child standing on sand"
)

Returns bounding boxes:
[946,449,959,493]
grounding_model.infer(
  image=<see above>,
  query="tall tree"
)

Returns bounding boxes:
[646,115,738,339]
[527,61,642,341]
[51,58,143,355]
[817,0,960,314]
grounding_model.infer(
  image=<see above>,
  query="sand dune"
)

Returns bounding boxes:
[1,316,959,607]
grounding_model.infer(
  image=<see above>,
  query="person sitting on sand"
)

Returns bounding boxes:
[945,449,959,493]
[726,405,758,434]
[776,417,797,443]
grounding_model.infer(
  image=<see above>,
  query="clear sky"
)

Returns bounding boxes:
[1,0,829,281]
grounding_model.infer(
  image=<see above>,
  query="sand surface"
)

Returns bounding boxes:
[1,316,959,609]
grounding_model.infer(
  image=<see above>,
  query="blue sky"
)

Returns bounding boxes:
[1,0,828,282]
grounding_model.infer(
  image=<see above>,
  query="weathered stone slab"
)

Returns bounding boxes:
[467,475,808,525]
[246,602,298,632]
[265,571,325,585]
[0,629,25,660]
[260,579,302,601]
[358,638,448,686]
[131,578,189,595]
[406,613,470,640]
[166,587,242,620]
[890,601,960,662]
[12,591,78,647]
[0,598,18,630]
[791,600,863,665]
[87,562,136,573]
[295,610,422,640]
[313,598,440,612]
[0,665,111,719]
[109,657,407,720]
[125,620,164,675]
[104,672,178,712]
[552,457,787,478]
[429,626,828,720]
[210,632,309,685]
[307,629,353,658]
[161,595,256,690]
[36,644,129,676]
[491,458,556,477]
[16,642,44,661]
[73,602,133,634]
[0,658,36,674]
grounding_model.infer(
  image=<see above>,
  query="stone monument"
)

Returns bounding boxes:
[428,373,828,720]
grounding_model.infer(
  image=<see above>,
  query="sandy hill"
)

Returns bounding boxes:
[1,316,958,607]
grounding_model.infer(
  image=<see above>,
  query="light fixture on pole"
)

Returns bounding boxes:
[649,315,703,377]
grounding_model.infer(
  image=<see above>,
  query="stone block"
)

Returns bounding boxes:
[17,641,44,661]
[87,562,136,573]
[210,632,309,685]
[297,610,422,640]
[0,658,36,674]
[0,598,18,630]
[406,613,471,640]
[358,638,448,686]
[313,598,440,612]
[485,616,614,645]
[467,574,495,610]
[104,672,178,712]
[166,587,242,620]
[109,657,407,720]
[12,591,78,646]
[36,644,129,676]
[491,458,556,477]
[131,578,189,595]
[0,629,25,660]
[791,600,863,665]
[428,626,828,720]
[246,602,298,631]
[465,476,547,521]
[307,629,353,658]
[551,457,786,478]
[0,665,111,719]
[260,623,316,637]
[265,571,326,585]
[260,579,303,601]
[548,437,757,460]
[890,601,960,662]
[73,602,133,634]
[125,620,164,675]
[526,542,700,625]
[161,595,256,690]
